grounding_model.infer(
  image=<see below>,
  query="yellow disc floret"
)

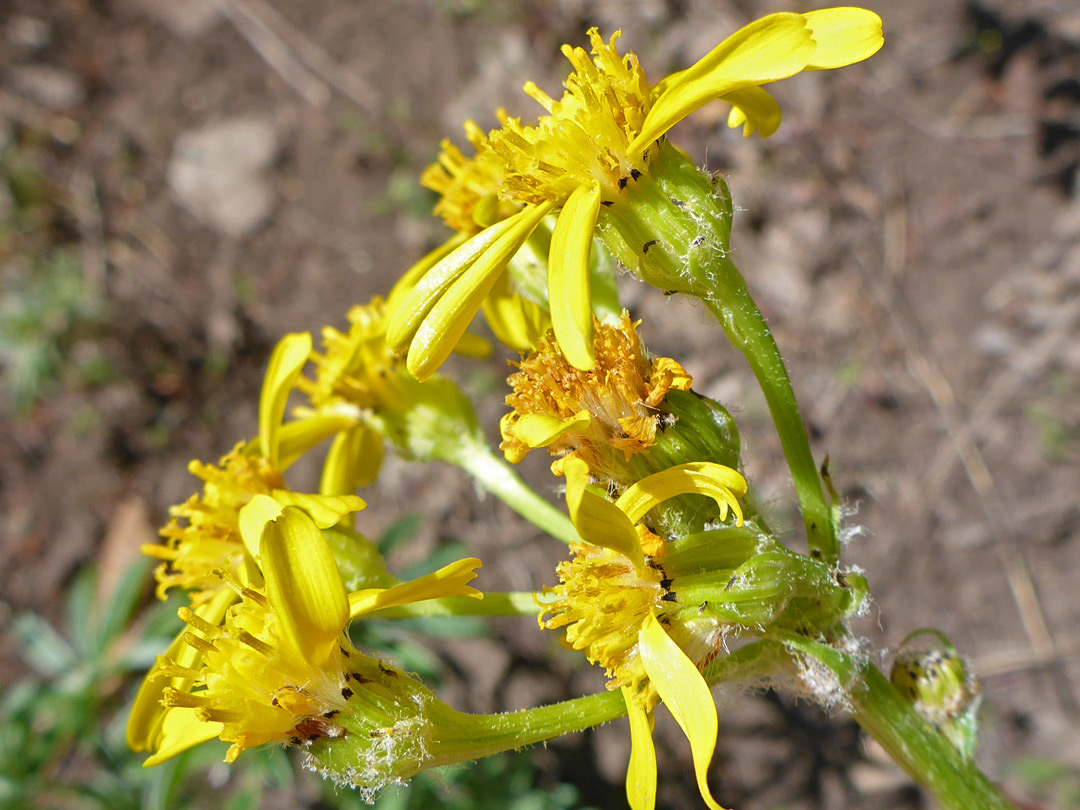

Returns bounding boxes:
[299,297,401,412]
[540,543,666,708]
[488,30,651,206]
[161,583,355,762]
[145,444,284,602]
[500,312,692,475]
[422,118,521,235]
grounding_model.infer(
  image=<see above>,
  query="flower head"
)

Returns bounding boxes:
[143,443,283,602]
[540,456,746,810]
[388,10,883,379]
[297,296,506,474]
[421,119,519,235]
[130,506,482,768]
[500,311,691,479]
[143,332,365,603]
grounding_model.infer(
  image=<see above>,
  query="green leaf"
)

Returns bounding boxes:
[12,612,75,677]
[378,513,422,556]
[95,558,153,658]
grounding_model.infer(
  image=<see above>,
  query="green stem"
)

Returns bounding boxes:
[458,443,579,545]
[370,591,548,619]
[313,687,628,784]
[701,290,834,562]
[852,665,1017,810]
[779,633,1016,810]
[426,688,627,768]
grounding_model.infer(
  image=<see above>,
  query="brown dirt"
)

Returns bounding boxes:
[1,1,1078,808]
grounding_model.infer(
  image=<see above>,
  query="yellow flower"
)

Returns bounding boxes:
[143,333,366,603]
[300,296,489,415]
[421,118,519,235]
[540,456,747,810]
[296,296,504,476]
[129,506,482,765]
[500,311,691,479]
[387,9,882,379]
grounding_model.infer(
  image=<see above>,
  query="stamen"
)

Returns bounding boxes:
[237,630,275,658]
[181,632,218,654]
[178,607,223,638]
[162,687,207,709]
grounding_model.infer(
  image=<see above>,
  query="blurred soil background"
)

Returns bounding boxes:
[1,0,1079,808]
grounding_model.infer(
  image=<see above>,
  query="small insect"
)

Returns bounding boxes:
[292,716,347,743]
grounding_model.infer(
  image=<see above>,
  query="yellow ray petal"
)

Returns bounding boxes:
[386,209,541,352]
[564,456,643,568]
[507,410,592,451]
[259,332,313,469]
[803,7,884,70]
[481,271,551,353]
[141,707,223,767]
[320,425,383,495]
[260,507,349,665]
[723,85,781,137]
[548,182,601,370]
[270,490,366,528]
[629,13,815,157]
[639,614,728,810]
[386,233,469,316]
[238,493,283,562]
[407,202,555,381]
[272,413,357,470]
[623,686,658,810]
[615,462,747,526]
[348,557,483,618]
[127,589,234,752]
[453,331,494,358]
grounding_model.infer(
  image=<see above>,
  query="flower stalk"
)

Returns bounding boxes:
[455,439,579,545]
[850,665,1016,810]
[309,688,627,785]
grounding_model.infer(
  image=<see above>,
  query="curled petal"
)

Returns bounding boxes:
[629,13,815,157]
[270,490,366,528]
[260,507,349,666]
[349,557,483,618]
[259,332,313,469]
[238,494,283,562]
[453,331,494,358]
[481,271,551,353]
[615,462,747,526]
[505,411,592,453]
[723,86,781,137]
[406,202,555,380]
[271,414,357,471]
[386,218,525,352]
[320,425,383,495]
[639,614,728,810]
[549,182,601,370]
[385,233,468,317]
[140,707,222,767]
